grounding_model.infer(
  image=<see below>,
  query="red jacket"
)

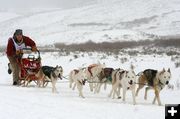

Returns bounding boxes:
[6,36,36,57]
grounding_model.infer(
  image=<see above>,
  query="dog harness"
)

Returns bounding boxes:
[103,68,114,82]
[74,69,79,75]
[158,79,164,90]
[118,70,126,80]
[143,69,158,86]
[88,64,98,77]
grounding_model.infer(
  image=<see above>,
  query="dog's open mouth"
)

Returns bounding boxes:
[58,74,62,80]
[82,80,86,85]
[128,80,133,85]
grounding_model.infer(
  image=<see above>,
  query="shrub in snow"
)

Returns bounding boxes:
[175,62,180,68]
[167,84,174,90]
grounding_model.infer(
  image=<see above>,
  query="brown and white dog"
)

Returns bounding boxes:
[85,62,105,92]
[69,68,87,98]
[109,68,137,105]
[135,68,171,106]
[94,68,114,94]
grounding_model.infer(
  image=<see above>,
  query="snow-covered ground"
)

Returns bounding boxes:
[0,52,180,119]
[0,0,180,118]
[0,0,180,46]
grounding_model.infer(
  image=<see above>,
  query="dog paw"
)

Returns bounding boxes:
[80,95,85,98]
[117,96,121,99]
[158,103,162,106]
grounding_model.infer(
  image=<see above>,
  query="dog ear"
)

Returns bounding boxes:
[168,68,171,73]
[118,71,122,75]
[132,71,135,75]
[162,68,165,72]
[125,71,128,77]
[130,64,135,71]
[160,68,165,75]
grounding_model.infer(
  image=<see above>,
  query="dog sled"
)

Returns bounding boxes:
[16,48,44,86]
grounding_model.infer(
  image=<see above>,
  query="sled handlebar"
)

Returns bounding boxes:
[22,48,41,59]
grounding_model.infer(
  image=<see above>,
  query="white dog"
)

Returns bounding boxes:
[109,68,137,105]
[69,68,87,98]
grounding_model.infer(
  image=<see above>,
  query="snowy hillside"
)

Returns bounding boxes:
[0,0,180,46]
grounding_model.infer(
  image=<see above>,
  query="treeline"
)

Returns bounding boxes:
[54,38,180,52]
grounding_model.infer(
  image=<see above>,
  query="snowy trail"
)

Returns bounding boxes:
[0,53,180,119]
[0,80,180,119]
[0,80,174,119]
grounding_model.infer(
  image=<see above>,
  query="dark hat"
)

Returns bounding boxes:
[14,29,23,35]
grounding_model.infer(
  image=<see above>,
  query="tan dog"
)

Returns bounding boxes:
[136,68,171,106]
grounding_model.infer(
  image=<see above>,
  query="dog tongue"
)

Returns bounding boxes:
[82,80,86,85]
[58,74,62,79]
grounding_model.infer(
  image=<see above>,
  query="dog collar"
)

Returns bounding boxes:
[52,72,58,79]
[158,79,164,90]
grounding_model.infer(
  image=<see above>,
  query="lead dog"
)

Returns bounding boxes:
[135,68,171,106]
[109,68,137,105]
[69,68,87,98]
[34,65,63,93]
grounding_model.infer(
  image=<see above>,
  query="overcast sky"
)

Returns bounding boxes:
[0,0,99,8]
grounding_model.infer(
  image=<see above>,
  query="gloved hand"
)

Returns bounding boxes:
[31,46,38,52]
[16,50,23,55]
[15,50,23,59]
